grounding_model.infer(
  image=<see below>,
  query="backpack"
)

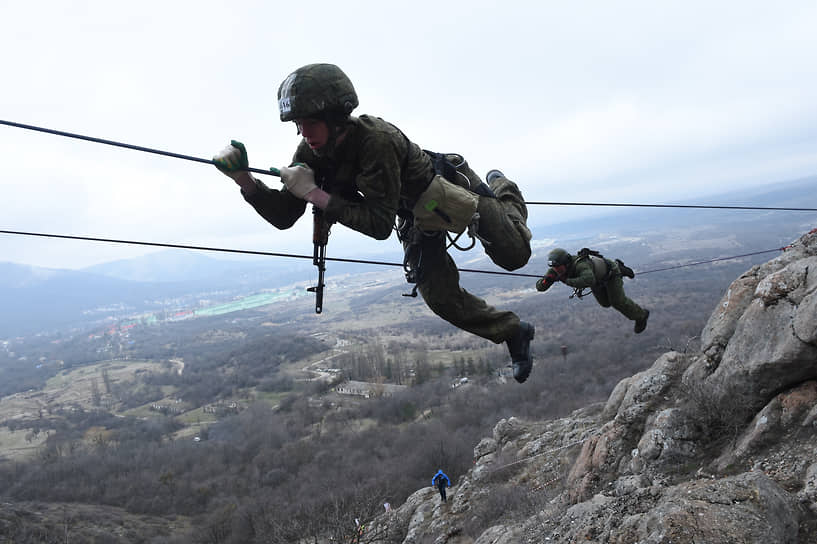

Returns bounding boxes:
[576,248,610,283]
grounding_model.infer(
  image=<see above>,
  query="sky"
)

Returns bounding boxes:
[2,0,817,270]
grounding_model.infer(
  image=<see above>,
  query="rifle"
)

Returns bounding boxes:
[306,206,331,313]
[269,166,330,313]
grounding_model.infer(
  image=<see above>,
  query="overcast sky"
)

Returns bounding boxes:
[2,1,817,270]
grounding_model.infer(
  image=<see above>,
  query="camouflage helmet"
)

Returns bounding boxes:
[277,63,358,122]
[547,248,571,267]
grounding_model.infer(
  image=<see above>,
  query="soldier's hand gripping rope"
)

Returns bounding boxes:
[214,143,331,313]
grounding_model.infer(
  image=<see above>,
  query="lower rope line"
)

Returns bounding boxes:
[0,229,540,278]
[488,428,600,473]
[635,247,787,275]
[531,475,563,491]
[0,229,796,279]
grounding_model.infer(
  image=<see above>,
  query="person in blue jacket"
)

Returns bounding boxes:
[432,469,451,502]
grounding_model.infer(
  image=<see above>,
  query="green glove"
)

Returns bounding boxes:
[213,140,259,194]
[213,140,249,179]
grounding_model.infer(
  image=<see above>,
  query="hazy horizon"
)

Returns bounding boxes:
[3,1,817,269]
[3,172,816,272]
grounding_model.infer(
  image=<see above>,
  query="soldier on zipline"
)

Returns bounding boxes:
[212,63,537,382]
[537,248,650,333]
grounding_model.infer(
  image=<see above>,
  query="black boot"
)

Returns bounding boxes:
[616,259,635,279]
[507,321,535,383]
[634,310,649,334]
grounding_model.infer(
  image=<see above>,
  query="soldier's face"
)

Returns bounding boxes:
[296,118,329,151]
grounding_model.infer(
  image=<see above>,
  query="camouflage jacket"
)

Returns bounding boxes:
[242,114,434,240]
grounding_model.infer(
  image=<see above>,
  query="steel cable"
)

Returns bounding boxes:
[4,119,817,212]
[0,229,788,278]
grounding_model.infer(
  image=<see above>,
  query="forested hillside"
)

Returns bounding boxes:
[2,195,815,542]
[0,242,765,542]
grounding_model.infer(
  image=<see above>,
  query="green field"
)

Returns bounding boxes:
[194,290,304,317]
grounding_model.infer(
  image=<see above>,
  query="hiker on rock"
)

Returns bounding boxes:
[213,63,536,382]
[432,469,451,503]
[537,248,649,333]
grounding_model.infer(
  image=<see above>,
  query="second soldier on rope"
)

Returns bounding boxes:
[537,248,649,333]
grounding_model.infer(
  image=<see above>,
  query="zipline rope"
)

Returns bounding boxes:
[635,248,789,275]
[0,229,542,278]
[0,119,279,178]
[0,229,789,278]
[0,119,802,279]
[524,201,817,211]
[3,119,817,212]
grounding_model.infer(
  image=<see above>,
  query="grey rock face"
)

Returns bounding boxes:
[609,472,798,544]
[367,231,817,544]
[703,249,817,423]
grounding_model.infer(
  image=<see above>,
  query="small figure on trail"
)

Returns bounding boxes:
[537,248,649,334]
[432,469,451,503]
[213,63,535,382]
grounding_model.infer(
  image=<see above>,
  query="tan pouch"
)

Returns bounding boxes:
[588,255,609,282]
[412,174,479,233]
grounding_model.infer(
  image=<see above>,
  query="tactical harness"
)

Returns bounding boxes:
[398,151,496,297]
[568,248,618,300]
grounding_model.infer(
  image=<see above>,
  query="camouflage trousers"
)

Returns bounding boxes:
[591,262,647,321]
[401,171,532,344]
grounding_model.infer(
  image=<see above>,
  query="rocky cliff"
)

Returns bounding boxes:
[368,229,817,543]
